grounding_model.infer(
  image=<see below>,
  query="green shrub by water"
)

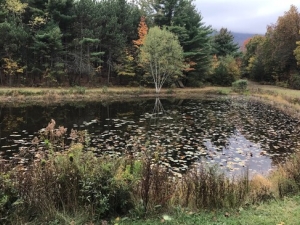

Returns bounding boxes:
[232,79,248,92]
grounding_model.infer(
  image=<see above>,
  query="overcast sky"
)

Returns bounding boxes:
[194,0,300,34]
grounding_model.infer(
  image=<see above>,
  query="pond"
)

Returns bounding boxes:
[1,96,300,176]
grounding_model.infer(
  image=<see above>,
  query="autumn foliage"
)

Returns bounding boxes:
[133,16,148,48]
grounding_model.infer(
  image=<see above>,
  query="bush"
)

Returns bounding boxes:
[211,55,240,86]
[186,76,204,87]
[69,86,86,94]
[276,81,288,88]
[289,73,300,90]
[232,79,248,92]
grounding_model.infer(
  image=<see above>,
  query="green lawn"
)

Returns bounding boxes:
[117,196,300,225]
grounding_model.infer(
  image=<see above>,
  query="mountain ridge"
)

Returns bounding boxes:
[232,32,261,47]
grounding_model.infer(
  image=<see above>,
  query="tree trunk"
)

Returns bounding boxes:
[107,48,112,85]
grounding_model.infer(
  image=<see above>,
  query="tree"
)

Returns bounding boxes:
[69,0,99,84]
[242,35,265,78]
[0,0,28,85]
[210,55,240,86]
[31,23,64,85]
[139,26,185,93]
[133,16,148,48]
[211,28,240,57]
[267,5,300,80]
[148,0,212,86]
[94,0,140,84]
[294,31,300,65]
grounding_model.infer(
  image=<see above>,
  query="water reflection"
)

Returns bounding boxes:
[0,98,299,176]
[151,98,165,123]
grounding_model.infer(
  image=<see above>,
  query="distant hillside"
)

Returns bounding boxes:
[232,32,260,48]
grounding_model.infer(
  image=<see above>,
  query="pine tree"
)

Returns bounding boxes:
[211,28,240,57]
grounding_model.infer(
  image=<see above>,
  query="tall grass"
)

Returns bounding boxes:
[1,144,137,224]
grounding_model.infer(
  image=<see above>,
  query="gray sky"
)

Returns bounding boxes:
[194,0,300,34]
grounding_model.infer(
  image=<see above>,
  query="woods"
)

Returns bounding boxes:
[0,1,300,89]
[242,5,300,88]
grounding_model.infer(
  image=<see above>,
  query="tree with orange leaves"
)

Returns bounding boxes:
[133,16,148,48]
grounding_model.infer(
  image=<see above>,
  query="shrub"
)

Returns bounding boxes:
[289,73,300,90]
[276,81,288,88]
[211,55,240,86]
[232,79,248,92]
[128,81,140,87]
[69,86,86,94]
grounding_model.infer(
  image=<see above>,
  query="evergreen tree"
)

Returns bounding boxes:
[96,0,140,84]
[0,0,28,85]
[211,28,240,57]
[150,0,213,86]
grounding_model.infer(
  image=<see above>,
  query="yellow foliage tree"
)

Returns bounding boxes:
[294,31,300,65]
[2,58,24,86]
[5,0,28,14]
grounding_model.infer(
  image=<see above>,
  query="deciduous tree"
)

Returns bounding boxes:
[139,26,185,93]
[133,16,148,48]
[268,5,300,80]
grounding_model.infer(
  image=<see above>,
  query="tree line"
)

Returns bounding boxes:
[0,0,299,89]
[243,5,300,89]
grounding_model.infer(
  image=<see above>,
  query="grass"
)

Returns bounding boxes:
[118,195,300,225]
[0,86,232,105]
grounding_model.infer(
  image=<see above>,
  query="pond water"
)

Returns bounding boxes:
[1,97,300,176]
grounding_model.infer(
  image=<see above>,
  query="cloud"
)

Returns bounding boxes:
[194,0,299,33]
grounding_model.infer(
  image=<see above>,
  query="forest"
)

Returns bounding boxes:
[0,0,300,89]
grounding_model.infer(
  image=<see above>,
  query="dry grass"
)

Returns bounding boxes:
[244,82,300,118]
[0,86,232,106]
[3,83,299,120]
